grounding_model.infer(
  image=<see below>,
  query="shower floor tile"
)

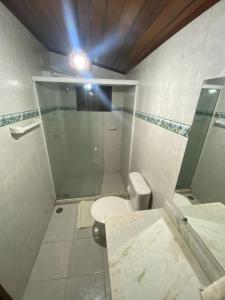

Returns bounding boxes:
[101,172,126,195]
[24,203,111,300]
[58,171,126,200]
[59,173,101,199]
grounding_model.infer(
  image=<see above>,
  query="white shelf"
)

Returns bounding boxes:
[32,76,138,86]
[9,119,41,134]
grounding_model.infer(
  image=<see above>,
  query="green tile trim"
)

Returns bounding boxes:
[0,109,39,127]
[135,111,191,138]
[39,105,190,137]
[0,107,192,138]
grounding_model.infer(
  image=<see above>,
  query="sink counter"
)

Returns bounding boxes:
[105,209,209,300]
[179,202,225,272]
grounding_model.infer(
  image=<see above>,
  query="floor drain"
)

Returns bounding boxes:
[62,193,70,198]
[56,207,63,214]
[187,195,194,200]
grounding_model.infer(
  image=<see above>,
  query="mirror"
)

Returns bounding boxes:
[173,77,225,270]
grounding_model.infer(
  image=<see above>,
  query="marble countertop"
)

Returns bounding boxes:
[105,209,209,300]
[179,202,225,272]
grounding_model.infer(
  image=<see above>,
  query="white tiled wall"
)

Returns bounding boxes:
[127,0,225,208]
[0,3,55,299]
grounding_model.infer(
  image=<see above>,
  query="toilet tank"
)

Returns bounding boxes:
[129,172,151,210]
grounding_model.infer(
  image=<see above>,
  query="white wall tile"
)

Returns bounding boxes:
[127,0,225,208]
[0,2,55,299]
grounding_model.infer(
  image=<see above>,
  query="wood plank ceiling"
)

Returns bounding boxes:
[1,0,219,74]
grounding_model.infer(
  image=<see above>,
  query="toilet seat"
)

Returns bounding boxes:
[91,196,131,224]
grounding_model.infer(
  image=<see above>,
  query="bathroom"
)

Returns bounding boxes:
[1,0,225,299]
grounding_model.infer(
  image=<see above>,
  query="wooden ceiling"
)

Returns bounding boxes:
[1,0,219,74]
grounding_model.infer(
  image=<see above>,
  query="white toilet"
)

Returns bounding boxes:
[173,192,192,207]
[91,172,151,224]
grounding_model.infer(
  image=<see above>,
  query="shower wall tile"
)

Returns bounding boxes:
[0,3,55,300]
[127,0,225,208]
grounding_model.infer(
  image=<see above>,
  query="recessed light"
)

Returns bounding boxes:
[69,50,90,71]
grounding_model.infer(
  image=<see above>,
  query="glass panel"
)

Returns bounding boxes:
[176,88,220,189]
[171,77,225,271]
[36,82,104,199]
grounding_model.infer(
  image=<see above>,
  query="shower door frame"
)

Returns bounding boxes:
[32,76,138,203]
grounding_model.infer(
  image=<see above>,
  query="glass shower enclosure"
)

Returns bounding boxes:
[35,79,136,201]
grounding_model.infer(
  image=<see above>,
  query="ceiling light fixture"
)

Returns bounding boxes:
[69,50,90,71]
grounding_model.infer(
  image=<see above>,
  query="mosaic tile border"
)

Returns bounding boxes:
[0,109,39,127]
[135,111,191,138]
[0,107,199,139]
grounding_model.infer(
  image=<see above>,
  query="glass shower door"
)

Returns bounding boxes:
[64,111,104,199]
[36,82,104,199]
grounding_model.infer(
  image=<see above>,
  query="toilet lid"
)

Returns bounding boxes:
[91,196,131,224]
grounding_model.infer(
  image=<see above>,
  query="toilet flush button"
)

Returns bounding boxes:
[94,147,98,151]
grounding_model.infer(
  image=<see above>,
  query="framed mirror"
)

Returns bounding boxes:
[173,77,225,270]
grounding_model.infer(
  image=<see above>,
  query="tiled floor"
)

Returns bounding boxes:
[59,171,126,200]
[176,190,201,205]
[60,172,101,199]
[100,172,126,195]
[23,203,112,300]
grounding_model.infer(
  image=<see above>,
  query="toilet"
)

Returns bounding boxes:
[91,172,151,224]
[173,192,192,207]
